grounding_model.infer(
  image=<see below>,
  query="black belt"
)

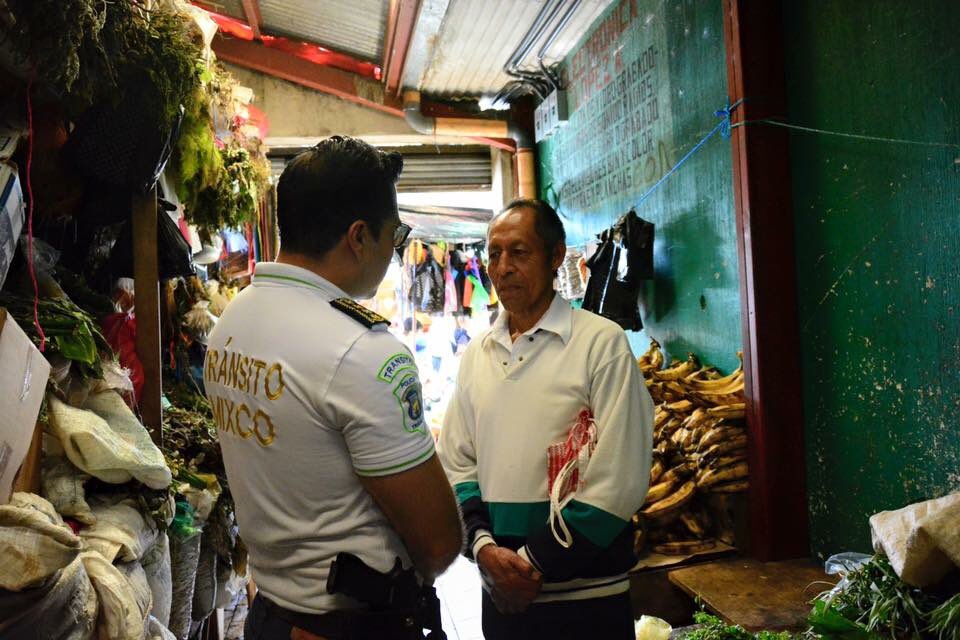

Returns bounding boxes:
[259,594,422,640]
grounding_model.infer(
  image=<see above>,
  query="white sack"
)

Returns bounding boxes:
[42,454,96,525]
[0,556,98,640]
[144,615,177,640]
[46,392,172,489]
[0,492,83,590]
[81,498,159,563]
[870,491,960,587]
[81,550,149,640]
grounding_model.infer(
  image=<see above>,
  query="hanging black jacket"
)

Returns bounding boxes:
[582,210,654,331]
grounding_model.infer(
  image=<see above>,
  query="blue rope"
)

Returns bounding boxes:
[631,98,743,211]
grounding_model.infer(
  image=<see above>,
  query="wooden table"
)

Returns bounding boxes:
[668,558,834,631]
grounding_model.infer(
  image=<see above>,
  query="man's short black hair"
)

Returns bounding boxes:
[276,135,403,257]
[497,198,567,256]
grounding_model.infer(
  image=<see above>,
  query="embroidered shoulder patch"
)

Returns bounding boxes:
[330,298,389,328]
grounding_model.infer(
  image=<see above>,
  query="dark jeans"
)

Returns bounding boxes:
[244,593,430,640]
[245,594,295,640]
[481,590,635,640]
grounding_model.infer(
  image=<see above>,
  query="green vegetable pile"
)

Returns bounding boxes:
[161,381,245,574]
[0,290,110,380]
[162,382,224,485]
[683,612,798,640]
[809,555,960,640]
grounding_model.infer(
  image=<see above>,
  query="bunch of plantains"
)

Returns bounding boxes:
[633,340,749,556]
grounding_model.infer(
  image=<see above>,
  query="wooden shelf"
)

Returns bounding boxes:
[668,558,834,631]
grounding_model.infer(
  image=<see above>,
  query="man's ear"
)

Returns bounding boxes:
[550,241,566,272]
[345,220,368,255]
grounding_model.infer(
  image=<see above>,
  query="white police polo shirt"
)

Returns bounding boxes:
[203,262,435,615]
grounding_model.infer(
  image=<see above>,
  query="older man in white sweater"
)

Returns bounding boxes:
[439,199,654,640]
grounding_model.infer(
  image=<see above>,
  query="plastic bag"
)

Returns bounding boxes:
[824,552,872,576]
[0,556,97,640]
[820,552,872,603]
[179,476,221,525]
[168,531,202,640]
[93,359,136,397]
[635,615,672,640]
[18,234,60,273]
[143,532,173,628]
[191,543,218,621]
[214,565,245,609]
[101,311,144,402]
[204,279,230,316]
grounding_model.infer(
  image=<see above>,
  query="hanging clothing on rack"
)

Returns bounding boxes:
[582,210,654,331]
[416,250,445,313]
[444,253,459,315]
[449,248,469,315]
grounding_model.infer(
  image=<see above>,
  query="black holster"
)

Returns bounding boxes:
[324,552,446,639]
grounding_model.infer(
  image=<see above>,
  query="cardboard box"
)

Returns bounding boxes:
[0,115,26,162]
[0,308,50,503]
[0,162,24,290]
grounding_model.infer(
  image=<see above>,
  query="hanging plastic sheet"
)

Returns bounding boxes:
[582,210,654,331]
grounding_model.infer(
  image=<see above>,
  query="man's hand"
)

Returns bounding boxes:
[477,545,542,614]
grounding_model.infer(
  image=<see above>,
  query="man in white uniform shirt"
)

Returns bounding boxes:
[205,136,462,640]
[439,200,654,639]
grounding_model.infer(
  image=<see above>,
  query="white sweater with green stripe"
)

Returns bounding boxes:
[438,294,654,602]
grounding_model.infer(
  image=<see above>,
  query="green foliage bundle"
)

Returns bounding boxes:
[171,85,222,212]
[0,290,110,380]
[683,612,796,640]
[0,0,108,98]
[1,0,203,129]
[809,555,960,640]
[187,142,270,233]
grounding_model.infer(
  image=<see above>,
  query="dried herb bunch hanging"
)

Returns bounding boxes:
[0,0,203,130]
[114,2,205,132]
[187,141,270,234]
[170,64,223,215]
[0,0,108,97]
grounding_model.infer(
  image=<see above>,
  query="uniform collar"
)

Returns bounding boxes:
[486,292,572,349]
[252,262,350,299]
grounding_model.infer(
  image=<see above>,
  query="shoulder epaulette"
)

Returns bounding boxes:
[330,298,389,328]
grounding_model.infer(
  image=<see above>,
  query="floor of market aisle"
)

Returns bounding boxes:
[436,555,485,640]
[224,555,484,639]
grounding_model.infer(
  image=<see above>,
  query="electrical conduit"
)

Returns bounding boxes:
[402,90,536,199]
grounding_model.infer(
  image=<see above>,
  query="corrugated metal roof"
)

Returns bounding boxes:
[398,153,491,191]
[192,0,247,21]
[258,0,389,62]
[269,148,492,192]
[419,0,614,97]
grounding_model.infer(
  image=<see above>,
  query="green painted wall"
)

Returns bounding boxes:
[784,1,960,558]
[539,0,741,372]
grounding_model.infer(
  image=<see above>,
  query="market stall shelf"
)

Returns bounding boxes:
[668,558,836,631]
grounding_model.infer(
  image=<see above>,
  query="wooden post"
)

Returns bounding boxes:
[132,188,163,444]
[722,0,809,560]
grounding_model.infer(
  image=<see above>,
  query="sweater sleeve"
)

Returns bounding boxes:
[437,360,492,559]
[522,345,654,580]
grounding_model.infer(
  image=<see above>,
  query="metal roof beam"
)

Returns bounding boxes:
[383,0,420,95]
[240,0,264,40]
[212,34,515,151]
[213,33,404,116]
